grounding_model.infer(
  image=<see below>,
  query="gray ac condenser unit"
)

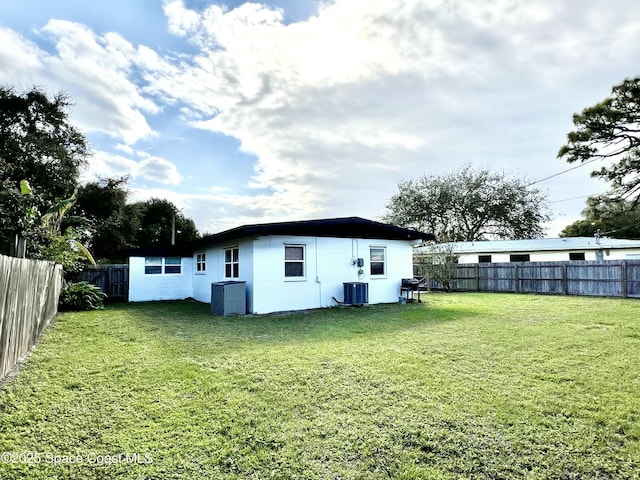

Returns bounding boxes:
[343,282,368,306]
[211,281,246,315]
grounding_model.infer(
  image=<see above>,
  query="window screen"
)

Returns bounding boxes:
[370,247,386,276]
[285,245,305,277]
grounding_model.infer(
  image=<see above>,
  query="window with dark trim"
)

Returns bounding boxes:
[478,255,492,263]
[225,247,239,278]
[509,254,530,262]
[284,245,305,278]
[569,252,586,261]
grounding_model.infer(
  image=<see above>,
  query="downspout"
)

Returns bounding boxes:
[315,237,322,307]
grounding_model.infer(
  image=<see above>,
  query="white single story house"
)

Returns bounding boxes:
[129,217,432,314]
[416,236,640,264]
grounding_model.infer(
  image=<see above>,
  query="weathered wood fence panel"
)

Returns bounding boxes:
[419,260,640,298]
[0,254,63,381]
[71,265,128,301]
[627,263,640,298]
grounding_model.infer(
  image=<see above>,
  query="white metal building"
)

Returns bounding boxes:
[129,217,431,314]
[417,237,640,264]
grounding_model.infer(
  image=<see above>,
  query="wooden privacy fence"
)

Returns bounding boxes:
[417,260,640,298]
[71,265,128,301]
[0,254,63,381]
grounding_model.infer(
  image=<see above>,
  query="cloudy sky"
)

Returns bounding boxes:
[2,0,639,236]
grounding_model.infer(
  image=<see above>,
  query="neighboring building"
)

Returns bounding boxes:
[416,237,640,264]
[128,217,432,314]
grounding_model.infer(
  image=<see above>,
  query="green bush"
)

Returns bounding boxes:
[59,281,107,311]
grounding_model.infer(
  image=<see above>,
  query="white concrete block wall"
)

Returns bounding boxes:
[251,236,414,314]
[128,257,193,302]
[191,249,218,302]
[191,238,255,312]
[128,236,416,313]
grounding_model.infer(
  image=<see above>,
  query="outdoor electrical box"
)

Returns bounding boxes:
[356,258,364,267]
[211,281,246,316]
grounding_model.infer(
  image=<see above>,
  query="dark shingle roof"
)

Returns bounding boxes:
[129,217,433,257]
[193,216,432,248]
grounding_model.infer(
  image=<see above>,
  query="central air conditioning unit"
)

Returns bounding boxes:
[343,282,368,306]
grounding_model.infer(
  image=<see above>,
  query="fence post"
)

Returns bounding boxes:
[622,261,628,298]
[514,264,520,293]
[562,263,568,295]
[475,263,479,292]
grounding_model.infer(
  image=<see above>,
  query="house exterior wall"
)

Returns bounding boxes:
[603,248,640,260]
[250,236,413,314]
[457,248,640,264]
[128,256,193,301]
[191,238,254,312]
[129,236,415,313]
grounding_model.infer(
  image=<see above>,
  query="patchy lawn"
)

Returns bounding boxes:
[0,293,639,479]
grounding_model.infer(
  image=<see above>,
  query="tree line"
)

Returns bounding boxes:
[0,86,198,270]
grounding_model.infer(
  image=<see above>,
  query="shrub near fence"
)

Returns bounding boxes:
[71,265,128,302]
[0,254,63,381]
[417,260,640,298]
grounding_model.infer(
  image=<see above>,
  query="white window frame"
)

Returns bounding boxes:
[195,252,206,274]
[369,246,387,277]
[224,246,239,278]
[144,257,182,275]
[163,257,182,274]
[144,257,163,275]
[284,244,306,280]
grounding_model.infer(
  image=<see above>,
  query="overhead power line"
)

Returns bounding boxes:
[602,221,640,236]
[527,158,600,187]
[549,192,607,204]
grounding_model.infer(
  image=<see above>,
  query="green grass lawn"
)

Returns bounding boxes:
[0,293,639,479]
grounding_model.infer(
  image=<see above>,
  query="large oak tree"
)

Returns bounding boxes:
[382,165,550,242]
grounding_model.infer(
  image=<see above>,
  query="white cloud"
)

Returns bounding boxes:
[136,153,182,185]
[151,0,640,233]
[4,0,640,236]
[0,21,158,145]
[40,20,160,144]
[0,28,44,83]
[82,150,182,185]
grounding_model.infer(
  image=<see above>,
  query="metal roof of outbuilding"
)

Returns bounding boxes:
[417,237,640,254]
